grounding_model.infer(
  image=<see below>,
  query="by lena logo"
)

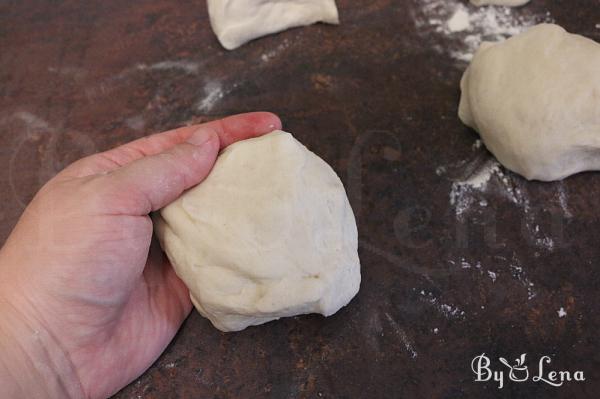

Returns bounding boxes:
[471,353,585,389]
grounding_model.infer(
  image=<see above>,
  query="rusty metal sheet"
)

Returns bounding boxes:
[1,0,599,397]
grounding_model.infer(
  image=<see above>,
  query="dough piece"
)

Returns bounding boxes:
[154,131,360,331]
[207,0,339,50]
[458,24,600,181]
[470,0,530,6]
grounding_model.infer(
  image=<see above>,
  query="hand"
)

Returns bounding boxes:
[0,112,282,399]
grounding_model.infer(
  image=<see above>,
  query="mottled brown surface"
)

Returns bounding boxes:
[1,0,600,398]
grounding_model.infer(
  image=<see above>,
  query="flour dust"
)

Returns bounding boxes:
[414,0,553,62]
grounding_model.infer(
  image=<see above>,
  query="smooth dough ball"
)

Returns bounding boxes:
[470,0,530,6]
[154,131,361,331]
[458,24,600,181]
[207,0,339,50]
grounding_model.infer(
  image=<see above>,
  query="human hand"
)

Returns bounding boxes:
[0,112,282,399]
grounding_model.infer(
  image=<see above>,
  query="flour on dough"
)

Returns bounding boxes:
[470,0,530,6]
[207,0,339,50]
[459,24,600,181]
[154,131,360,332]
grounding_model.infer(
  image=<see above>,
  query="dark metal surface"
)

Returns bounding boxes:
[1,1,599,398]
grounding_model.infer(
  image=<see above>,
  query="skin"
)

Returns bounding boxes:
[0,112,282,399]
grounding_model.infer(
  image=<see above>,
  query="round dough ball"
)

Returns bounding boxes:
[458,24,600,181]
[154,131,361,331]
[470,0,530,6]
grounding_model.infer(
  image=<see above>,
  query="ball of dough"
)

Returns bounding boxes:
[207,0,339,50]
[154,131,361,331]
[470,0,530,6]
[458,24,600,181]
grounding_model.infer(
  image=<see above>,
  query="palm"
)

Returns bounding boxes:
[63,218,191,398]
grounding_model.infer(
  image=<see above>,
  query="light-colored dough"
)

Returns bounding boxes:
[207,0,339,50]
[154,131,360,331]
[470,0,530,6]
[458,24,600,181]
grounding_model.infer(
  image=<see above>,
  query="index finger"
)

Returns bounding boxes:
[60,112,282,178]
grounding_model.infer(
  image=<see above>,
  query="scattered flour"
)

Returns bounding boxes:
[531,224,554,250]
[136,60,199,75]
[47,66,87,81]
[557,307,567,318]
[557,182,573,218]
[124,115,146,131]
[509,257,537,300]
[196,81,225,112]
[4,111,96,208]
[449,255,536,300]
[449,158,500,219]
[459,159,500,189]
[415,0,553,61]
[419,290,466,319]
[12,111,52,131]
[444,139,555,251]
[85,58,202,102]
[450,258,498,283]
[261,39,290,62]
[384,313,418,358]
[439,303,465,318]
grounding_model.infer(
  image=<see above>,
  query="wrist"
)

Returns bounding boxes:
[0,292,85,399]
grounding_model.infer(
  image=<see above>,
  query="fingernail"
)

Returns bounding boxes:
[186,129,215,146]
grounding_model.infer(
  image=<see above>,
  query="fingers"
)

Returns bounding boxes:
[95,129,220,216]
[61,112,282,178]
[209,111,282,148]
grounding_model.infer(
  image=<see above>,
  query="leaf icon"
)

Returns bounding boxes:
[517,353,527,366]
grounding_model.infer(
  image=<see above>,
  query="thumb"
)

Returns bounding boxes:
[96,128,219,216]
